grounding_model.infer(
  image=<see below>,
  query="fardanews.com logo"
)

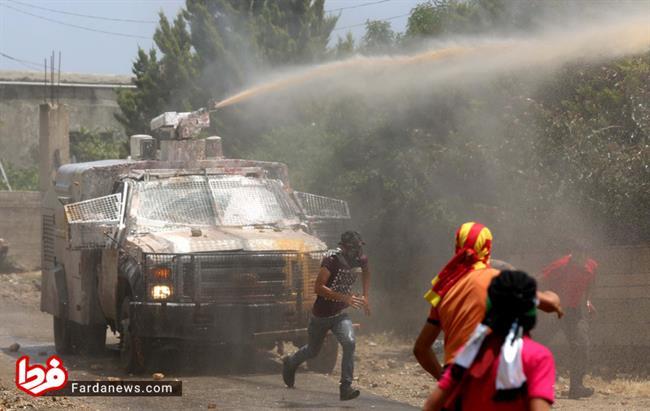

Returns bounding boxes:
[15,355,69,396]
[15,355,182,397]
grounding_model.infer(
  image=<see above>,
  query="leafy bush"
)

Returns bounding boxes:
[69,128,128,163]
[0,161,38,191]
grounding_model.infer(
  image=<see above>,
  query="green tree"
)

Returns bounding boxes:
[334,32,355,59]
[406,0,477,38]
[115,48,169,137]
[116,0,337,137]
[0,162,38,191]
[405,0,552,39]
[69,128,129,163]
[361,20,396,55]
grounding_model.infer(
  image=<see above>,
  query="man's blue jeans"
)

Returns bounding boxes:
[286,312,355,386]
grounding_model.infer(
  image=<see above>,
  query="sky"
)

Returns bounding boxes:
[0,0,422,75]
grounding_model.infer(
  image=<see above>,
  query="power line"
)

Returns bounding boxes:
[0,3,152,40]
[325,0,392,13]
[8,0,158,24]
[0,51,42,70]
[332,12,410,31]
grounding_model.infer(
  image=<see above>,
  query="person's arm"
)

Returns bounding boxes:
[361,265,371,315]
[529,398,551,411]
[413,321,443,380]
[586,274,597,315]
[423,386,449,411]
[525,342,556,410]
[314,266,364,308]
[537,290,564,318]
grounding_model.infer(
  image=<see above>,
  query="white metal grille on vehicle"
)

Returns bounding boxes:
[144,250,326,304]
[64,193,124,249]
[136,177,215,226]
[134,175,300,229]
[294,192,350,219]
[208,176,299,226]
[64,193,122,223]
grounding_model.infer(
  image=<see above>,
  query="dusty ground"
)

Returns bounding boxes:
[334,333,650,410]
[1,271,649,410]
[0,272,83,410]
[0,272,414,411]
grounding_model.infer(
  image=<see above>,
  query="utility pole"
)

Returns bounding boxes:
[0,159,12,191]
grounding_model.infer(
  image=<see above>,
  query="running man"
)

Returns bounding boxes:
[282,231,370,401]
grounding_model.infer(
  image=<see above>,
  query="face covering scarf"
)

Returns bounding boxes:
[424,222,492,307]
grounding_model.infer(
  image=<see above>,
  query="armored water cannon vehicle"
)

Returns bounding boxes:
[41,110,351,372]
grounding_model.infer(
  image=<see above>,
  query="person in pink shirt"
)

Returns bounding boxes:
[424,270,555,411]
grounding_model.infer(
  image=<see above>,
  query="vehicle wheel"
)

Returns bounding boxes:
[307,336,338,374]
[53,316,73,354]
[119,298,150,373]
[79,323,107,356]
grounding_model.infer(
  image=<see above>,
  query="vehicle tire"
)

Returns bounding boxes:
[119,298,150,373]
[79,323,107,356]
[53,316,73,354]
[307,336,338,374]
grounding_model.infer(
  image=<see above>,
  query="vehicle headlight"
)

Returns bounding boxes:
[151,284,173,300]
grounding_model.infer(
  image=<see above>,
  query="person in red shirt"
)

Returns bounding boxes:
[540,245,597,399]
[424,270,556,411]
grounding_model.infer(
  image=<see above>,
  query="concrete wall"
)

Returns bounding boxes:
[0,191,41,269]
[0,78,133,167]
[510,245,650,348]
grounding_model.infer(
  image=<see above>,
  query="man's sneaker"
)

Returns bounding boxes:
[340,384,360,401]
[568,385,594,399]
[282,357,296,388]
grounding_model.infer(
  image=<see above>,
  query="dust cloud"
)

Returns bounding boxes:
[207,2,650,379]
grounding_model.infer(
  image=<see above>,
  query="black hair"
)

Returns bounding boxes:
[483,270,537,335]
[482,271,538,402]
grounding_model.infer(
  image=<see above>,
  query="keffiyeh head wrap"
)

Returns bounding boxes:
[424,222,492,307]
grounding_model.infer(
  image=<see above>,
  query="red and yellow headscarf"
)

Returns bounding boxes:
[424,222,493,307]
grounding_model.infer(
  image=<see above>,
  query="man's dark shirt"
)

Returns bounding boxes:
[312,249,368,318]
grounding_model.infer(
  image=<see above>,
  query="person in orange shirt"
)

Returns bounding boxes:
[423,270,556,411]
[413,222,563,381]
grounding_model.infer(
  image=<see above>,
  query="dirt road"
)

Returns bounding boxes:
[1,272,649,410]
[0,272,415,411]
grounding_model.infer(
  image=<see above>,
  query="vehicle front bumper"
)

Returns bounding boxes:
[129,301,306,344]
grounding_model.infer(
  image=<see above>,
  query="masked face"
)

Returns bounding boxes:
[342,243,362,260]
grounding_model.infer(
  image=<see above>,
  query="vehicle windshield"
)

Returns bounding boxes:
[131,175,300,231]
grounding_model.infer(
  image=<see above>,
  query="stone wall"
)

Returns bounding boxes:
[0,191,41,269]
[0,72,133,168]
